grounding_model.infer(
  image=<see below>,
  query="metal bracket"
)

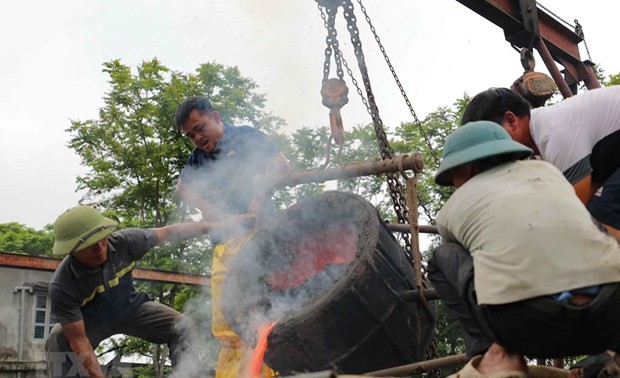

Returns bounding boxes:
[315,0,345,9]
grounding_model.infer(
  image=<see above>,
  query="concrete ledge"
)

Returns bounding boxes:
[0,360,46,371]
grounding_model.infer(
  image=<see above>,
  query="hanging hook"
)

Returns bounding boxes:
[520,47,536,72]
[315,0,345,9]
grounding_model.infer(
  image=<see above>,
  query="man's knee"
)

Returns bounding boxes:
[46,324,67,353]
[428,243,468,272]
[174,314,194,337]
[427,242,474,292]
[46,324,81,378]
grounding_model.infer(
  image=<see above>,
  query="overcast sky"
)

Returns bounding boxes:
[1,0,619,229]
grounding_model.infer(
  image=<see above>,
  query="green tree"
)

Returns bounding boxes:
[605,71,620,86]
[68,59,283,227]
[336,124,392,216]
[392,97,470,226]
[0,222,54,256]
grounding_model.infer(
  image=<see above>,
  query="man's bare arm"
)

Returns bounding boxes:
[248,152,290,214]
[175,181,222,220]
[573,174,598,205]
[273,152,290,175]
[152,217,256,244]
[61,321,104,378]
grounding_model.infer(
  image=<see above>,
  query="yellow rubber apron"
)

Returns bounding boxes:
[211,234,276,378]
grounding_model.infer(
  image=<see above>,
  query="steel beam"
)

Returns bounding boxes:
[454,0,600,90]
[0,252,210,286]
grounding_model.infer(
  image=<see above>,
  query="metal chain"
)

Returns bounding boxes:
[536,1,571,28]
[320,6,334,84]
[318,6,369,108]
[406,174,422,284]
[355,0,441,166]
[319,3,345,83]
[319,1,439,364]
[537,1,592,60]
[340,0,414,259]
[352,0,440,364]
[573,20,592,61]
[425,339,442,378]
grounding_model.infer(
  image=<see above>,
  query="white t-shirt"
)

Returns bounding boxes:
[437,160,620,305]
[530,86,620,184]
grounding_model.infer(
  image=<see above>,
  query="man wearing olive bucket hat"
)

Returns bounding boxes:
[45,205,251,377]
[427,121,620,377]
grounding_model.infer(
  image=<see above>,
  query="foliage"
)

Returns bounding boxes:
[605,71,620,86]
[279,126,329,202]
[336,124,392,218]
[67,59,283,227]
[392,97,468,226]
[0,222,54,256]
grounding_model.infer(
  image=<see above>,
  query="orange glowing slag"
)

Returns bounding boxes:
[248,322,276,377]
[267,223,358,290]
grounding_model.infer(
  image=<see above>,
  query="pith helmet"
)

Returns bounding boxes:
[52,206,117,256]
[435,121,533,186]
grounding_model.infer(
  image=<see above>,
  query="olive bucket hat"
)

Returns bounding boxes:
[435,120,533,186]
[52,206,118,256]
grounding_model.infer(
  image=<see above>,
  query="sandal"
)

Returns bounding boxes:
[571,353,620,378]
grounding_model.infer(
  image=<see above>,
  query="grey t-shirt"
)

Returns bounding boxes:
[49,229,158,325]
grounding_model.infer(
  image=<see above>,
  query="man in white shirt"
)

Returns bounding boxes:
[461,86,620,241]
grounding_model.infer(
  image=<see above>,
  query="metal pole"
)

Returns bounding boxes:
[280,371,335,378]
[385,223,438,234]
[363,353,468,376]
[256,153,423,190]
[582,60,602,90]
[536,39,573,98]
[400,289,439,302]
[14,286,33,378]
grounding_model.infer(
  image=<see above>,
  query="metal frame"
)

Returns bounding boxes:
[455,0,601,96]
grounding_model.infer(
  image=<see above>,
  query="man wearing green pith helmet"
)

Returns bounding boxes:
[428,121,620,378]
[45,205,252,378]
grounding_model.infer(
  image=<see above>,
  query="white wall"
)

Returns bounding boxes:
[0,267,54,363]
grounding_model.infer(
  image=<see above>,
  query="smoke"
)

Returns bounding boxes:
[216,191,435,375]
[168,287,219,378]
[219,191,374,372]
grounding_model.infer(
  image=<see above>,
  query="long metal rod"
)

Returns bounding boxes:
[400,289,439,302]
[582,61,602,90]
[14,286,33,367]
[385,223,438,234]
[537,39,573,98]
[280,371,335,378]
[363,353,468,376]
[258,153,423,189]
